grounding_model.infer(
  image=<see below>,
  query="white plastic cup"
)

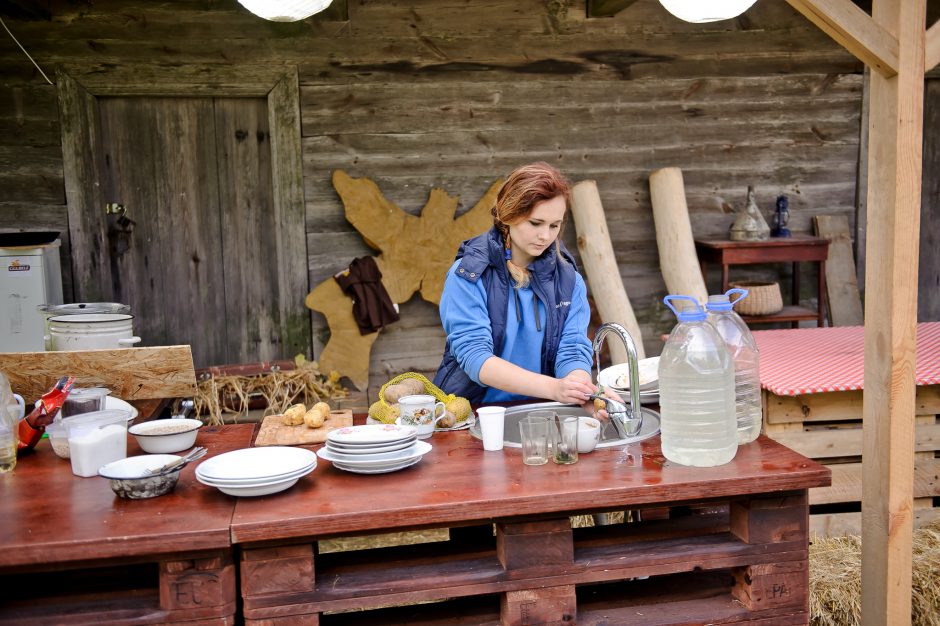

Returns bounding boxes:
[476,406,506,451]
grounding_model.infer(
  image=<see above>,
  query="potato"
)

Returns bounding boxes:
[438,410,456,429]
[304,406,326,428]
[283,403,306,425]
[593,398,606,412]
[383,383,409,404]
[445,397,472,423]
[312,401,331,416]
[399,378,425,396]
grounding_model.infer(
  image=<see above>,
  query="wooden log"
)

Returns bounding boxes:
[0,345,196,400]
[649,167,708,305]
[570,180,645,362]
[813,214,863,326]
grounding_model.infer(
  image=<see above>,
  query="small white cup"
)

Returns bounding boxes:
[396,394,446,439]
[476,406,506,451]
[577,416,601,453]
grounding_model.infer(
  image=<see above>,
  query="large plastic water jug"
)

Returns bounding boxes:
[659,295,738,467]
[706,289,762,444]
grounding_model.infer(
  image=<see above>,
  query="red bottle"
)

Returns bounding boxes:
[18,376,75,451]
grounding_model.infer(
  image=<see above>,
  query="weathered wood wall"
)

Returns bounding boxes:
[0,0,869,397]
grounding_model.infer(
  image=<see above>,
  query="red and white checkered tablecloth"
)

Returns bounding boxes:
[753,322,940,396]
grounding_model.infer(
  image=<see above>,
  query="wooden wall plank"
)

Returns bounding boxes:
[813,214,864,325]
[920,78,940,322]
[810,458,937,505]
[267,71,312,360]
[56,69,110,302]
[215,97,279,365]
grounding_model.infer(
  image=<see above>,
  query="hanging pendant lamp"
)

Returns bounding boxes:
[658,0,758,23]
[237,0,334,22]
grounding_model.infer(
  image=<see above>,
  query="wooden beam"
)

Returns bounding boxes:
[786,0,899,76]
[861,0,925,624]
[926,18,940,71]
[587,0,640,18]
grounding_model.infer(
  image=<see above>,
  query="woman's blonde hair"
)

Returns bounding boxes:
[491,162,571,288]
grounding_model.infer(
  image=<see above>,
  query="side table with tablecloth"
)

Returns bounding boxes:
[754,323,940,536]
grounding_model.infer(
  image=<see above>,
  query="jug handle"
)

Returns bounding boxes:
[118,336,142,346]
[663,295,704,318]
[724,288,749,306]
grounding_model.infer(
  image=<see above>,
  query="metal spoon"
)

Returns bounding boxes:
[146,446,207,476]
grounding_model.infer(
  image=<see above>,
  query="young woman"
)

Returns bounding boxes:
[433,162,599,409]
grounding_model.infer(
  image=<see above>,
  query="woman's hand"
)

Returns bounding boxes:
[553,371,597,406]
[589,387,624,422]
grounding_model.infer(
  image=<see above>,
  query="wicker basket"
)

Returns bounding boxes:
[729,281,783,316]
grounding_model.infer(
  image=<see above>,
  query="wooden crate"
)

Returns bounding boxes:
[763,386,940,537]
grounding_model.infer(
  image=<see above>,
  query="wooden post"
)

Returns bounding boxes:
[649,167,708,304]
[861,1,925,624]
[570,180,645,362]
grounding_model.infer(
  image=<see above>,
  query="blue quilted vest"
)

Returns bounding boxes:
[433,227,579,404]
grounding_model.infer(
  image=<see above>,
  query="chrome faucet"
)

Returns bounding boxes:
[591,322,643,438]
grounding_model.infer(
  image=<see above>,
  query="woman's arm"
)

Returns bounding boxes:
[478,357,595,405]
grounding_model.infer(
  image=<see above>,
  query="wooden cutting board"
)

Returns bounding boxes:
[254,409,353,447]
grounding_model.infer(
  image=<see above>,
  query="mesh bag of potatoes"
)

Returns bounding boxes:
[368,372,472,429]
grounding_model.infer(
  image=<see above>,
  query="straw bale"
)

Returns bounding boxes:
[810,519,940,625]
[194,355,347,426]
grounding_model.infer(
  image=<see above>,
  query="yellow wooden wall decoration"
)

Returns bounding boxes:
[306,171,503,390]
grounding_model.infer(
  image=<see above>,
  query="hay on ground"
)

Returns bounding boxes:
[810,519,940,625]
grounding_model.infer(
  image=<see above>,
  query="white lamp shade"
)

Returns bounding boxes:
[237,0,334,22]
[658,0,758,23]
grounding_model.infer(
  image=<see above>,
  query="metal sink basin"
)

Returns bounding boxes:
[469,401,660,449]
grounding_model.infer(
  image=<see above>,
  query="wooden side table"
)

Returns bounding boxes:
[695,236,829,327]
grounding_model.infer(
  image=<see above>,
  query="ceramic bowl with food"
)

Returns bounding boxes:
[128,418,203,454]
[98,454,182,499]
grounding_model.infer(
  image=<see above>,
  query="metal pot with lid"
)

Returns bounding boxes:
[46,313,141,351]
[36,302,134,350]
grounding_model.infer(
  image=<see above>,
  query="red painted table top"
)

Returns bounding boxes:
[754,322,940,395]
[230,432,831,545]
[0,424,253,569]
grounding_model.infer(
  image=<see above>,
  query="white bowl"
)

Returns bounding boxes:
[128,418,202,453]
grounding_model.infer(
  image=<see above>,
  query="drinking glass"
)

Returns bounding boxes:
[551,415,579,465]
[519,415,550,466]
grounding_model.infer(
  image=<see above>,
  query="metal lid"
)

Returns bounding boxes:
[38,302,130,315]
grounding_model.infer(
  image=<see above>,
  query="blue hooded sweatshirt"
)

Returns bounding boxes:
[433,227,593,403]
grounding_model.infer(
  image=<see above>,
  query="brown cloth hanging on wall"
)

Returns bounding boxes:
[334,256,400,335]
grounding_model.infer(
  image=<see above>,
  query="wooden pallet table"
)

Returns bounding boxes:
[755,324,940,537]
[232,431,829,626]
[0,424,254,625]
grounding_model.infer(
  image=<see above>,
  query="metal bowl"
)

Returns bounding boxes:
[98,454,182,499]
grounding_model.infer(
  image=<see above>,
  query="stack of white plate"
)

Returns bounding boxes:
[195,446,317,497]
[598,356,661,404]
[316,424,431,474]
